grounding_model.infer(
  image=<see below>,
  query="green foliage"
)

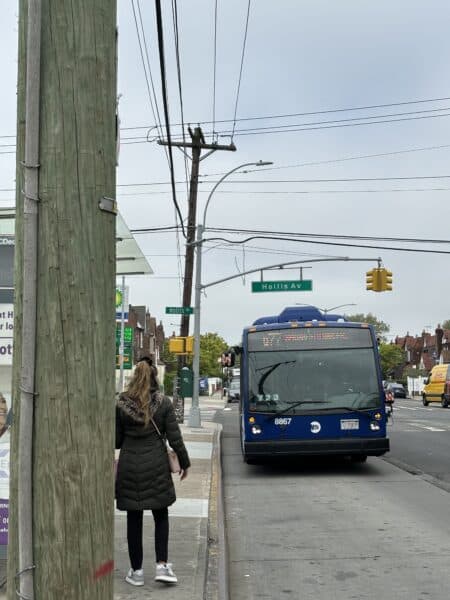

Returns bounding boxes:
[441,319,450,330]
[345,312,390,342]
[378,344,406,378]
[197,332,229,377]
[164,332,229,383]
[161,338,179,393]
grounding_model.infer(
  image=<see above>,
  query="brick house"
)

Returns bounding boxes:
[394,325,450,374]
[126,305,166,381]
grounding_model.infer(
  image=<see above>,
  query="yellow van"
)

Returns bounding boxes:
[422,364,450,408]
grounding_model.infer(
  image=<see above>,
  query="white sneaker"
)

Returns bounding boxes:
[155,562,177,584]
[125,568,144,586]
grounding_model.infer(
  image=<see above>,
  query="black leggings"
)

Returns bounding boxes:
[127,508,169,570]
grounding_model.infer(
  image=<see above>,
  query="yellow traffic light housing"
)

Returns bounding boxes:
[168,336,195,354]
[383,269,393,291]
[366,267,393,292]
[168,337,185,353]
[366,268,381,291]
[185,336,194,353]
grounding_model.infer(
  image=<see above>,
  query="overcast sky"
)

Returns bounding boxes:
[1,1,450,344]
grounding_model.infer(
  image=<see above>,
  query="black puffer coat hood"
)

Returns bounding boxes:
[115,392,190,511]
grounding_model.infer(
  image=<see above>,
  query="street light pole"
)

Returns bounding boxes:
[189,160,272,427]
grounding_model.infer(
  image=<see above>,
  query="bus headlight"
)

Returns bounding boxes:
[251,424,262,435]
[370,421,381,431]
[374,412,382,421]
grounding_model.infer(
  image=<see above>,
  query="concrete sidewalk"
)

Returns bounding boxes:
[114,416,223,599]
[0,395,226,600]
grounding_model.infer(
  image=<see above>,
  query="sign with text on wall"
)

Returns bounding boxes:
[0,305,13,366]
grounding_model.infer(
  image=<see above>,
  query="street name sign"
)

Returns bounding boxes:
[252,280,313,293]
[165,306,194,315]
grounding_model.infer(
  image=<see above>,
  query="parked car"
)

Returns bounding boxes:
[227,379,240,403]
[385,382,406,399]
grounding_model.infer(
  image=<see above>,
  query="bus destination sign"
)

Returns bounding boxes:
[248,327,372,351]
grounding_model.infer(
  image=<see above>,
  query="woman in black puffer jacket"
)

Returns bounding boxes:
[116,358,190,588]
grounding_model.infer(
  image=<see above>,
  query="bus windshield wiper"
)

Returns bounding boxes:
[320,406,373,419]
[268,400,327,419]
[256,360,297,395]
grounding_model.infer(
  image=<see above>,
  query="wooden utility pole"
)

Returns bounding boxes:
[158,128,236,340]
[9,2,117,599]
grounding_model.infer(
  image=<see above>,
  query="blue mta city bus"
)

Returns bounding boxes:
[239,306,390,464]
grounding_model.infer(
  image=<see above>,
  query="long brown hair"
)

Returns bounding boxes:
[125,361,159,425]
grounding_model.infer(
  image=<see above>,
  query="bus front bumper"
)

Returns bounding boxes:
[244,437,389,458]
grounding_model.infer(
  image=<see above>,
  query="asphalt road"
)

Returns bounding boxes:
[383,396,450,491]
[216,405,450,600]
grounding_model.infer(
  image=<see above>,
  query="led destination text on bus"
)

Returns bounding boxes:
[248,327,373,351]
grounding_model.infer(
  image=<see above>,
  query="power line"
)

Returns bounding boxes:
[197,143,450,176]
[231,0,251,140]
[120,93,450,130]
[207,227,450,245]
[212,0,218,140]
[154,0,186,237]
[116,174,450,187]
[171,0,189,296]
[202,234,450,255]
[130,0,163,137]
[210,105,450,136]
[117,187,450,195]
[220,111,450,137]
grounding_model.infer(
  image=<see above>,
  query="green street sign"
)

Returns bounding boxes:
[252,280,313,293]
[116,346,132,370]
[165,306,194,315]
[116,325,133,345]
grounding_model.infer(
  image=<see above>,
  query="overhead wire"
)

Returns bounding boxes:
[231,0,251,140]
[116,174,450,186]
[171,0,188,295]
[212,0,218,141]
[130,0,163,138]
[120,93,450,130]
[154,0,186,237]
[200,234,450,255]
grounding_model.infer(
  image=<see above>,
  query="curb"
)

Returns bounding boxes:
[204,424,228,600]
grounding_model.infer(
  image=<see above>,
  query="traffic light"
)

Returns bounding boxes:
[185,336,194,353]
[168,337,185,353]
[381,268,393,291]
[366,268,380,291]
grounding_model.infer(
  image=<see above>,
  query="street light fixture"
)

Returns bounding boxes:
[322,303,357,314]
[295,302,356,314]
[189,160,273,427]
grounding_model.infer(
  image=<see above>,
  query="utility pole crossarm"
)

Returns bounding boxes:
[158,139,236,151]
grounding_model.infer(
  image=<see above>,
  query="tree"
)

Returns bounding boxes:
[345,312,390,342]
[197,332,229,377]
[442,319,450,330]
[378,344,406,379]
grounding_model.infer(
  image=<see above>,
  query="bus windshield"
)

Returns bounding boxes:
[248,347,380,414]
